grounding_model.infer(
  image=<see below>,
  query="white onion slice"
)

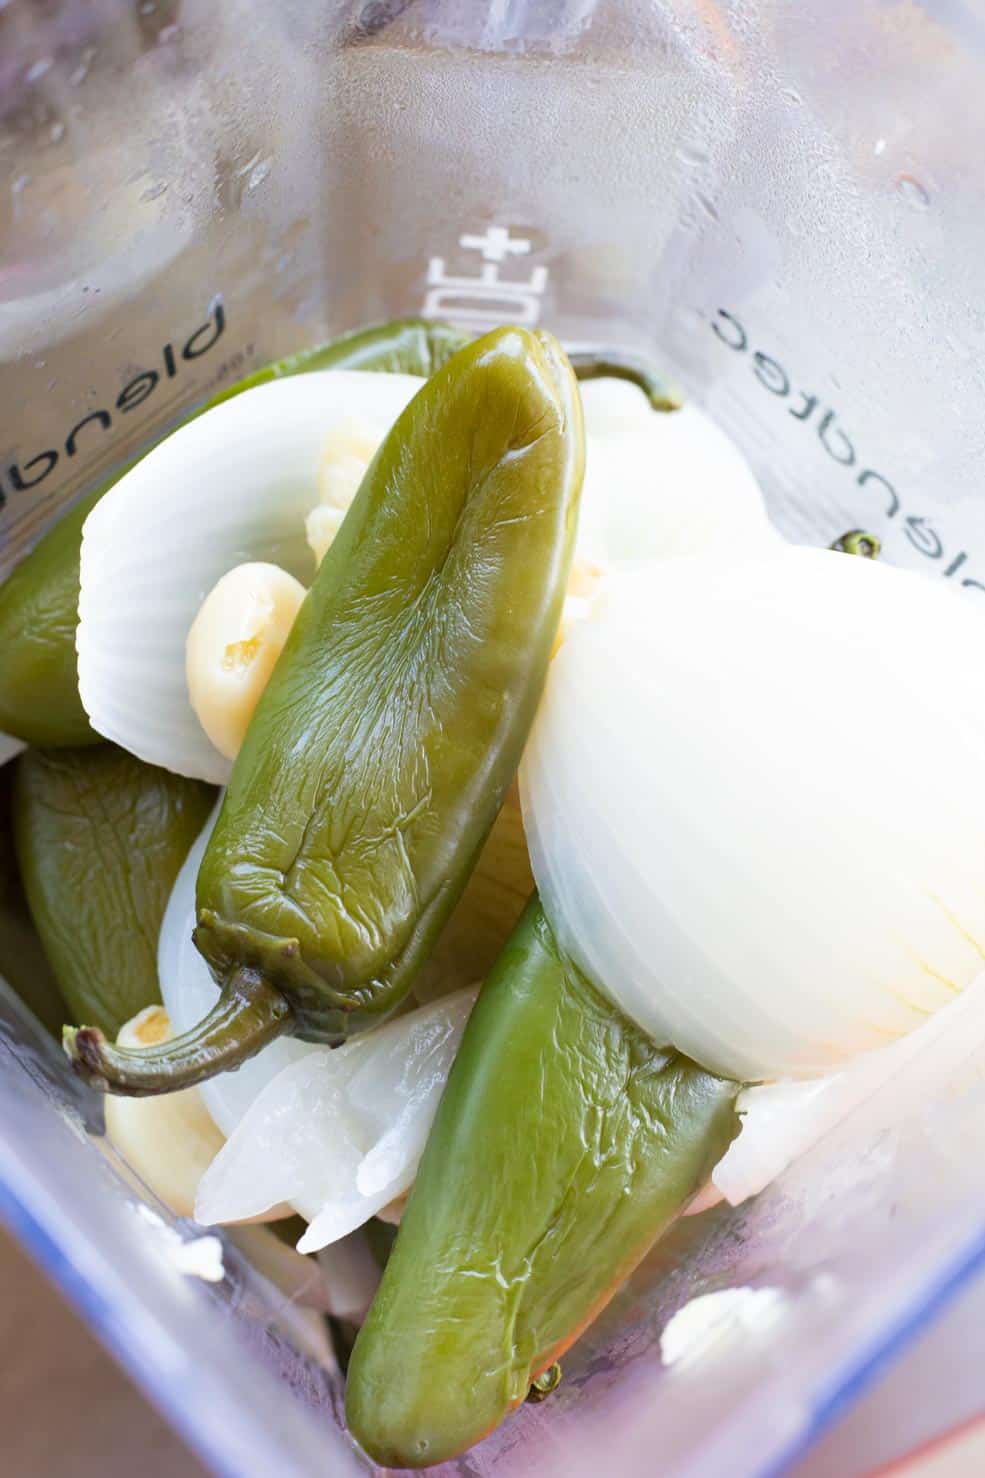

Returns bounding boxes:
[78,370,423,783]
[576,381,778,570]
[521,550,985,1083]
[158,797,320,1135]
[194,987,477,1251]
[712,969,985,1206]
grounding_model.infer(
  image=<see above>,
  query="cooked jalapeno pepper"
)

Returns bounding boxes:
[64,327,585,1094]
[0,318,471,749]
[0,765,66,1037]
[346,896,739,1468]
[15,745,214,1036]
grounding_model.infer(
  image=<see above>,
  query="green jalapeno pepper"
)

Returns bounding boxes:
[0,318,471,749]
[346,896,739,1468]
[0,316,673,749]
[0,765,66,1037]
[15,745,214,1036]
[64,326,585,1094]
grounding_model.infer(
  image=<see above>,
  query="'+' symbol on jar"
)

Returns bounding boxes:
[423,225,548,330]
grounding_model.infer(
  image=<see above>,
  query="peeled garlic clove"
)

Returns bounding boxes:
[317,418,380,508]
[104,1006,225,1218]
[305,505,347,567]
[306,419,382,567]
[186,562,306,762]
[78,370,422,783]
[194,988,477,1249]
[158,797,320,1136]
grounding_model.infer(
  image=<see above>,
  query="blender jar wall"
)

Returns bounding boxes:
[3,3,985,1476]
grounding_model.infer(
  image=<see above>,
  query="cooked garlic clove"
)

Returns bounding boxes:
[317,420,380,508]
[305,504,347,567]
[105,1006,226,1218]
[186,562,306,761]
[306,420,382,567]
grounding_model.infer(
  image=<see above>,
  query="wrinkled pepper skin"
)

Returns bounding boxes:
[65,327,585,1094]
[14,746,214,1036]
[0,766,66,1036]
[346,897,739,1468]
[0,318,470,749]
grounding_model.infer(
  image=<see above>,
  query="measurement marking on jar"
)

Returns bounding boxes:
[423,225,548,330]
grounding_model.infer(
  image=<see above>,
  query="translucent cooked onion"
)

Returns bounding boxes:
[77,371,422,783]
[521,549,985,1083]
[712,968,985,1204]
[194,988,477,1250]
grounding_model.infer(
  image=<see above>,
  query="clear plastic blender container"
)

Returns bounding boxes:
[4,3,985,1474]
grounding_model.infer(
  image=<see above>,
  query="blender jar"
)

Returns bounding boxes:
[4,3,985,1475]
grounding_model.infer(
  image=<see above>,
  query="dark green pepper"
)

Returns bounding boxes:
[15,745,214,1036]
[0,317,673,749]
[64,327,585,1093]
[0,318,471,749]
[0,765,66,1037]
[346,897,739,1468]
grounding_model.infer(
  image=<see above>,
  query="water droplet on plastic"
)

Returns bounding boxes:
[141,181,168,202]
[779,87,802,105]
[677,142,708,168]
[140,0,156,11]
[874,138,887,157]
[49,120,66,144]
[12,174,29,195]
[696,192,719,222]
[25,57,53,84]
[158,24,180,44]
[33,358,46,370]
[895,173,929,209]
[246,157,272,192]
[69,48,95,87]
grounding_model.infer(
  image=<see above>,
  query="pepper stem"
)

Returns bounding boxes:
[62,969,292,1097]
[569,349,682,413]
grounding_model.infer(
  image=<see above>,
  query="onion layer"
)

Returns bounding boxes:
[77,371,422,783]
[521,550,985,1082]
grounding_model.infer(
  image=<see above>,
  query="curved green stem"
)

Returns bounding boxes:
[569,349,682,412]
[63,969,291,1096]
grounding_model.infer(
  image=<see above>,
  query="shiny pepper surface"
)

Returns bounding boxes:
[66,327,584,1093]
[346,896,739,1468]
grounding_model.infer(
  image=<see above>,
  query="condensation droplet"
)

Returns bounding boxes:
[69,48,95,87]
[779,87,802,106]
[141,181,168,202]
[895,173,930,209]
[246,157,272,192]
[696,192,719,222]
[677,141,708,168]
[25,57,53,84]
[874,138,887,156]
[12,174,30,195]
[158,24,180,44]
[49,120,66,144]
